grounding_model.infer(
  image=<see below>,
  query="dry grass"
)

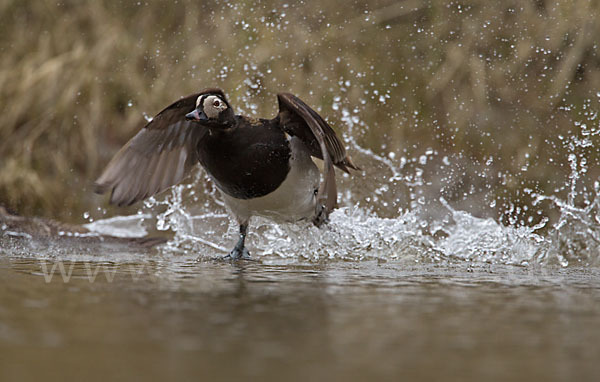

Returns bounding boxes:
[1,0,599,223]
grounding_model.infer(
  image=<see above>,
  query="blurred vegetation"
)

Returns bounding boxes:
[1,0,599,225]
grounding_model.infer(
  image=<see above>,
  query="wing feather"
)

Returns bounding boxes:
[277,93,359,215]
[95,93,206,206]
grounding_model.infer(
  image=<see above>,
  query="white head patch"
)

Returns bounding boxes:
[202,95,228,119]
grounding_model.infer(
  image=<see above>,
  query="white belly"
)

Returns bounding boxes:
[219,137,320,224]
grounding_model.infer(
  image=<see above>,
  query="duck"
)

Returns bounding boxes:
[94,88,358,260]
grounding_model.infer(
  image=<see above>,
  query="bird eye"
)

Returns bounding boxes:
[213,100,221,107]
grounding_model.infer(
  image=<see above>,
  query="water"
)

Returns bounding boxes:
[1,129,599,381]
[2,93,600,380]
[1,257,599,381]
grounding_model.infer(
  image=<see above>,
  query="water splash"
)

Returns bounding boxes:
[252,207,432,263]
[83,214,151,238]
[531,127,600,267]
[82,177,598,267]
[82,138,597,268]
[78,97,600,268]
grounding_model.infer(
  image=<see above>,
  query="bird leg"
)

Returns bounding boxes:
[312,201,329,227]
[311,186,329,227]
[225,222,251,260]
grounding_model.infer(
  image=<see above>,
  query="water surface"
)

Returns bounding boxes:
[1,252,599,381]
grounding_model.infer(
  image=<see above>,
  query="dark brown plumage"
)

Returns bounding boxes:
[94,88,358,260]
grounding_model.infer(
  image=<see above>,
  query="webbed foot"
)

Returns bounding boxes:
[222,247,252,261]
[221,221,252,261]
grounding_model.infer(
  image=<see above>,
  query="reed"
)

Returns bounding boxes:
[1,0,599,223]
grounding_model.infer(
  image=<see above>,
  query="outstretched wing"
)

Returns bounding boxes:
[94,93,205,206]
[277,93,358,214]
[277,93,358,173]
